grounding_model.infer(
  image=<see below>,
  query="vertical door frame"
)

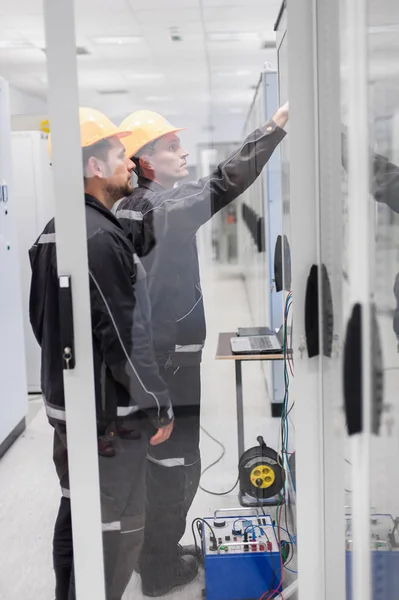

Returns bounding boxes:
[43,1,106,597]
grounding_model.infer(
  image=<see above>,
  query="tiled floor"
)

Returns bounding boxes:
[0,262,283,600]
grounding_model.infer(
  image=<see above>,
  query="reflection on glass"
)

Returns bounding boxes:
[367,1,399,599]
[0,1,295,598]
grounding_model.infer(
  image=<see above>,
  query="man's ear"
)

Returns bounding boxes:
[86,156,104,179]
[139,155,154,172]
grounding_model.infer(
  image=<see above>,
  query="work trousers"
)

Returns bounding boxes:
[139,365,202,583]
[52,421,148,600]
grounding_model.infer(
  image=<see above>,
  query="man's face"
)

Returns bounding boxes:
[102,138,135,201]
[144,133,189,184]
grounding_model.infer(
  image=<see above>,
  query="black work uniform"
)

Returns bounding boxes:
[342,130,399,339]
[29,194,173,600]
[115,121,286,582]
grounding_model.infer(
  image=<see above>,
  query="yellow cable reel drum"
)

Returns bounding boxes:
[238,436,285,507]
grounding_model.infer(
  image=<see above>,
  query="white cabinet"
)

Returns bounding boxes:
[11,131,53,393]
[0,78,28,454]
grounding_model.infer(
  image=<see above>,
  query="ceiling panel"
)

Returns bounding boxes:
[1,0,283,143]
[0,13,44,33]
[75,10,141,36]
[0,48,45,66]
[77,69,128,88]
[208,42,272,61]
[205,22,275,35]
[202,0,281,8]
[0,0,42,15]
[369,0,399,27]
[134,8,201,27]
[203,6,276,25]
[91,42,152,60]
[144,33,206,60]
[139,20,204,35]
[130,0,199,7]
[74,0,129,12]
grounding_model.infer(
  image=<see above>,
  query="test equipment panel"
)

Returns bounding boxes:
[202,510,282,600]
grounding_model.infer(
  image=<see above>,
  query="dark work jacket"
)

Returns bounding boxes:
[116,121,286,367]
[29,193,173,429]
[342,130,399,339]
[341,130,399,212]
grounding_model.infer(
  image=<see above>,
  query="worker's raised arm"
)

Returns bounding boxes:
[151,105,287,232]
[117,104,288,243]
[87,230,173,429]
[371,153,399,214]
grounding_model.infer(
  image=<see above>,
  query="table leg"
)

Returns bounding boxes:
[235,360,244,458]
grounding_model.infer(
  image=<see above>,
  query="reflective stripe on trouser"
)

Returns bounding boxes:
[53,422,148,600]
[139,365,201,582]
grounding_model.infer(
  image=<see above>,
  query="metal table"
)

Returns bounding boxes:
[215,332,284,458]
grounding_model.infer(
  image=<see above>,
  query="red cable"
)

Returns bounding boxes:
[260,295,292,600]
[259,502,285,600]
[287,354,294,378]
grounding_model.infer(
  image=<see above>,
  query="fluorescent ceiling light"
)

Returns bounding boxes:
[208,32,260,42]
[0,40,33,49]
[93,35,142,45]
[98,89,129,95]
[41,46,90,56]
[368,24,399,34]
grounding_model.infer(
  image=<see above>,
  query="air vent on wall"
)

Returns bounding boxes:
[41,46,90,56]
[170,27,183,42]
[261,40,277,49]
[76,46,90,55]
[97,89,129,95]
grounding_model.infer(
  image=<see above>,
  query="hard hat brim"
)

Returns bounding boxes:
[125,127,187,159]
[115,130,133,140]
[82,129,133,148]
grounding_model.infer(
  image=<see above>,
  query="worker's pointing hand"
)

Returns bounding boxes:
[273,101,289,129]
[150,420,174,445]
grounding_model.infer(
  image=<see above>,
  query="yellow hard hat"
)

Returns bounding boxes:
[48,107,132,157]
[120,110,186,159]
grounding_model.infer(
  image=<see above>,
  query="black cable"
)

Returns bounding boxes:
[191,517,217,559]
[280,540,291,563]
[191,520,201,558]
[286,399,295,418]
[199,426,239,496]
[284,542,295,568]
[200,475,240,496]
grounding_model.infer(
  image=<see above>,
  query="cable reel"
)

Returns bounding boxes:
[239,436,285,506]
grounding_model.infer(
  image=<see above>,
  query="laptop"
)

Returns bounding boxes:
[230,325,285,355]
[236,326,273,337]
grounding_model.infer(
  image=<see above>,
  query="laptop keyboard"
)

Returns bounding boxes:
[250,336,274,350]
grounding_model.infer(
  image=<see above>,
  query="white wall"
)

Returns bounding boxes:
[9,86,47,116]
[0,78,28,449]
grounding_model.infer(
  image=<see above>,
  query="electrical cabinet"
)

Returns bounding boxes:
[275,1,346,599]
[274,0,399,599]
[11,131,53,393]
[0,78,28,455]
[238,70,285,411]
